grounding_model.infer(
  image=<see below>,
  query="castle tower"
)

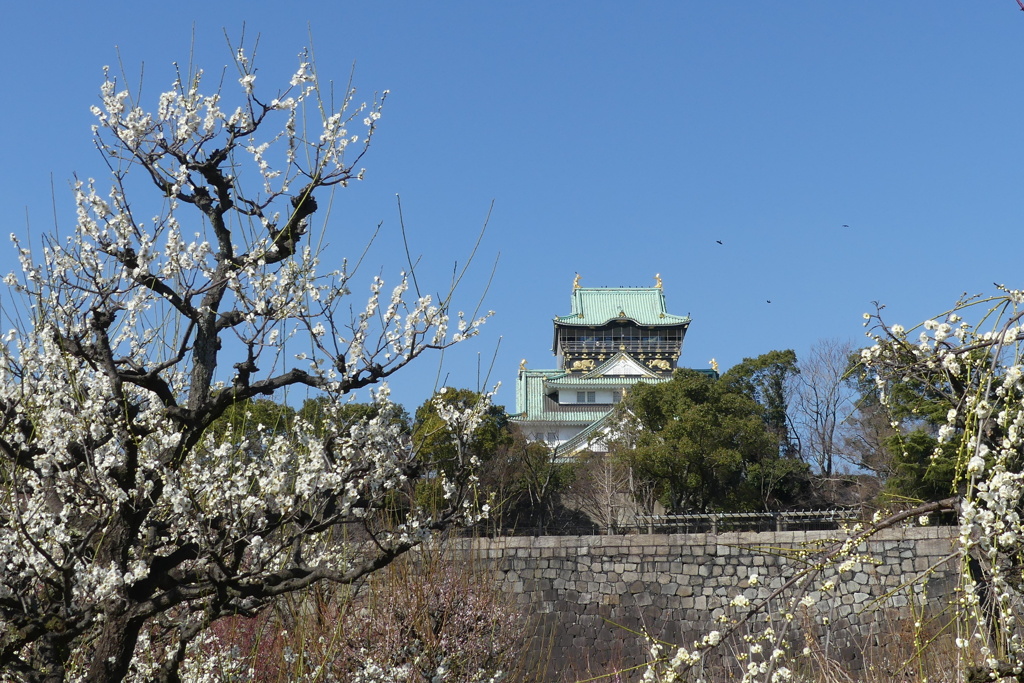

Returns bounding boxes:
[513,276,693,457]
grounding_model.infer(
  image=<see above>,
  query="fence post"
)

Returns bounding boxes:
[710,514,718,535]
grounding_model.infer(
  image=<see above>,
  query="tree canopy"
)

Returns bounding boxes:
[412,387,512,479]
[721,349,800,456]
[612,366,807,513]
[298,395,411,438]
[850,330,977,503]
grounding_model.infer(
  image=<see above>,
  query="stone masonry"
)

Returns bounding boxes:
[454,526,959,680]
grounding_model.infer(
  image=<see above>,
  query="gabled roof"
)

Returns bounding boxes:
[544,375,651,390]
[583,352,659,378]
[554,286,690,328]
[513,363,673,424]
[543,355,661,390]
[554,411,615,460]
[513,368,612,423]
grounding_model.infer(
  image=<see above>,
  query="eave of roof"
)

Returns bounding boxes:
[513,365,676,423]
[545,376,659,388]
[554,411,615,458]
[511,410,612,425]
[554,286,690,327]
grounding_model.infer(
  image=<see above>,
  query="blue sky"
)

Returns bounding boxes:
[2,2,1022,413]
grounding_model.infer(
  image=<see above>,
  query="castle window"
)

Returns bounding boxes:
[577,391,596,403]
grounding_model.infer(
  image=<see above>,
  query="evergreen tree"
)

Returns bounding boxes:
[612,368,807,512]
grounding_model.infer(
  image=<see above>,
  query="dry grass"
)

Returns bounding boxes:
[555,608,973,683]
[200,541,537,682]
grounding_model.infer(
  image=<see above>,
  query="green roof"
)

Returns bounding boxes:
[512,368,606,421]
[545,375,656,389]
[514,368,560,416]
[554,412,615,459]
[513,369,613,423]
[555,286,690,327]
[513,367,673,423]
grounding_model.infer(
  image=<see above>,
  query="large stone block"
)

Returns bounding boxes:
[461,526,959,679]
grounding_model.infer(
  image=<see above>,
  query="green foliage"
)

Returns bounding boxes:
[297,395,411,437]
[481,427,575,532]
[721,349,799,454]
[210,397,295,437]
[848,352,965,502]
[410,477,447,515]
[205,398,296,463]
[613,368,807,512]
[412,388,512,479]
[884,429,959,502]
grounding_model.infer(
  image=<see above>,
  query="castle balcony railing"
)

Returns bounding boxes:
[558,340,679,356]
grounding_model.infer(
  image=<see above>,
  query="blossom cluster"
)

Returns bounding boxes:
[640,291,1024,682]
[0,44,492,680]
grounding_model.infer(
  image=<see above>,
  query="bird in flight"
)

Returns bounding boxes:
[1017,0,1024,12]
[766,300,772,304]
[842,224,849,228]
[716,240,723,245]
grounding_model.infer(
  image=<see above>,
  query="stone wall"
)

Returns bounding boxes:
[454,526,959,681]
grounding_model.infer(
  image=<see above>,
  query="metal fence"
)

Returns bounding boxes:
[628,509,860,534]
[469,509,870,538]
[467,508,959,538]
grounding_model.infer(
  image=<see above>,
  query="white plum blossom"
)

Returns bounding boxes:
[731,594,751,608]
[644,295,1024,683]
[0,43,492,681]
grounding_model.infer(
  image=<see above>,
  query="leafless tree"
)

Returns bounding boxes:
[566,452,636,533]
[794,339,857,478]
[841,394,898,478]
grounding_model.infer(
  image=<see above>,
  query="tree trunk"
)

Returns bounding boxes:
[87,608,143,681]
[33,633,68,683]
